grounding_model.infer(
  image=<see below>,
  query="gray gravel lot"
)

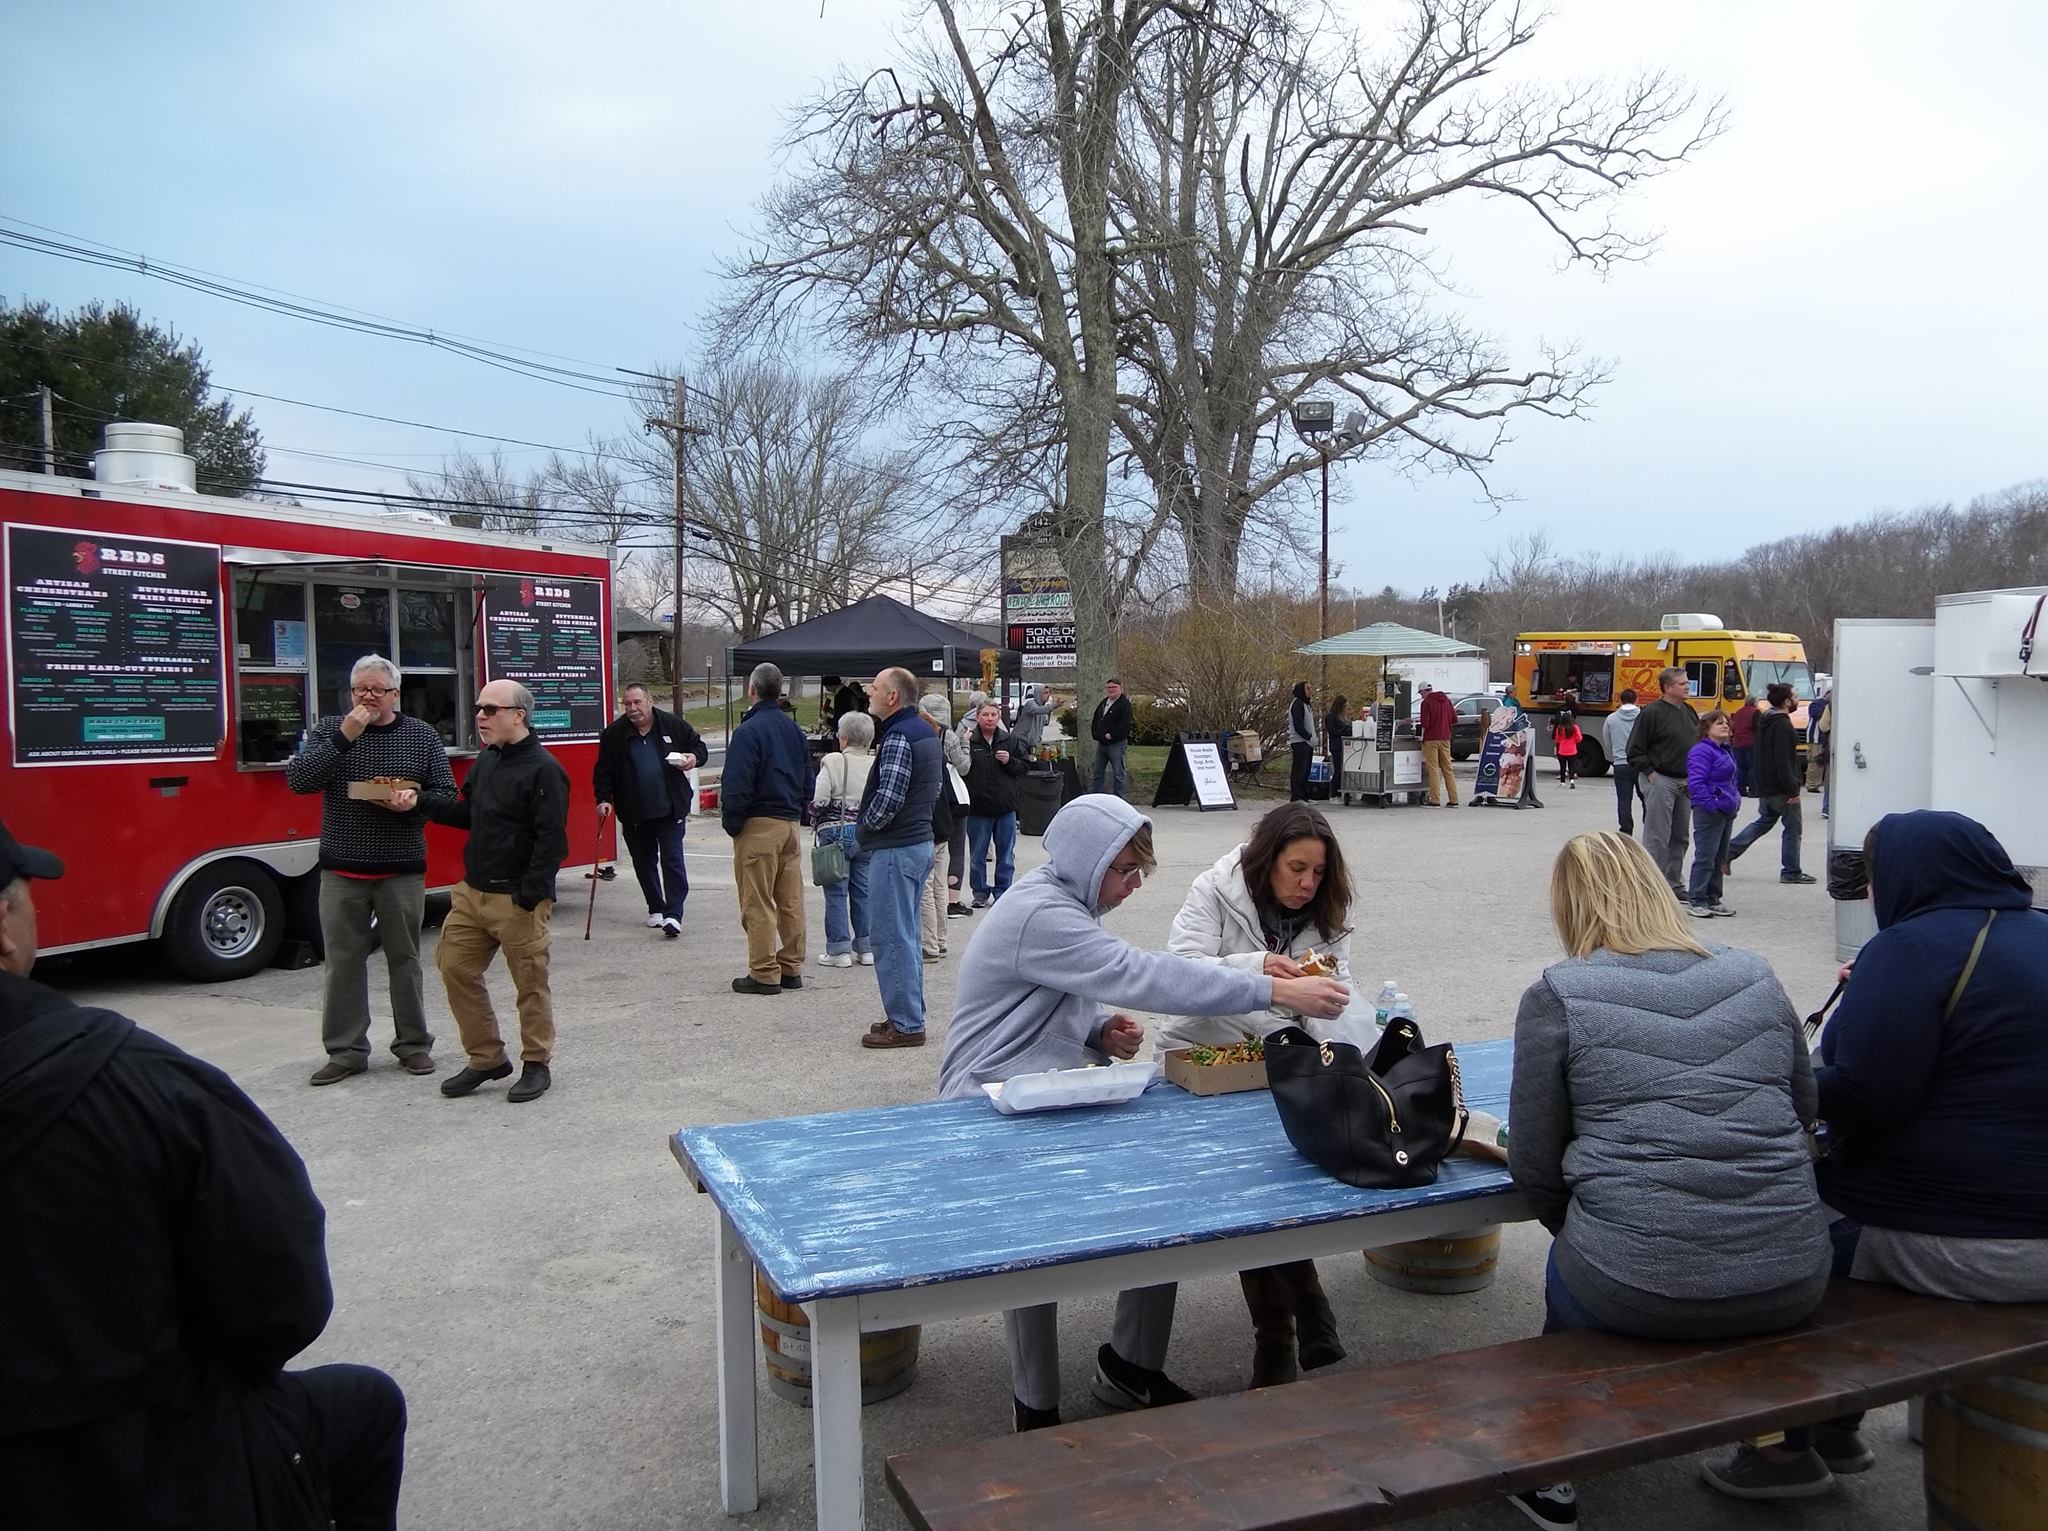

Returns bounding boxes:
[43,767,1923,1530]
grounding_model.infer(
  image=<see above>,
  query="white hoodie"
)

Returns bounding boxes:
[1160,846,1360,1050]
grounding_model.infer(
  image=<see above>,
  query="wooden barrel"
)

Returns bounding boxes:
[1363,1225,1501,1295]
[1924,1366,2048,1531]
[755,1272,921,1408]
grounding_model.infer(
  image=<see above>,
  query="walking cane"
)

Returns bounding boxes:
[585,803,612,940]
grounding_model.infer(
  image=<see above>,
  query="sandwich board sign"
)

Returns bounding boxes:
[1153,733,1238,811]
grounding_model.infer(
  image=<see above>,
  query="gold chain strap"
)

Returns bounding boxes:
[1445,1044,1466,1117]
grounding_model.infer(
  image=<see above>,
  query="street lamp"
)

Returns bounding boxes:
[1290,399,1335,699]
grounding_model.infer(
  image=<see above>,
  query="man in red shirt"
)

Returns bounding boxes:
[1418,684,1459,807]
[1729,695,1761,797]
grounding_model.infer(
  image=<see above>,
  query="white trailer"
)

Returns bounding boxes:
[1386,655,1489,697]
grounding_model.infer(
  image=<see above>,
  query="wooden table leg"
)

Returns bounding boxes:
[714,1211,759,1514]
[809,1295,867,1530]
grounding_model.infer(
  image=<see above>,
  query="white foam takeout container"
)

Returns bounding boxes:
[980,1060,1162,1115]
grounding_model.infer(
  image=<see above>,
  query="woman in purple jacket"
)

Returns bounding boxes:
[1686,711,1741,917]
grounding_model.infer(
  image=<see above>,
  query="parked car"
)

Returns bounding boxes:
[1450,692,1493,760]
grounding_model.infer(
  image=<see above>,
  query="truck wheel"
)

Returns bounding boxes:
[1577,740,1611,778]
[165,861,286,981]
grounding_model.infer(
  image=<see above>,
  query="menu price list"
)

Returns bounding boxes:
[7,524,225,764]
[481,575,604,740]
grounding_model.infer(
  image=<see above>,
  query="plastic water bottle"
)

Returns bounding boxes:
[1373,980,1400,1030]
[1389,992,1416,1029]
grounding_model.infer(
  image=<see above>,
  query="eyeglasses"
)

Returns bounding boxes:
[1106,860,1146,885]
[352,685,396,697]
[473,702,526,717]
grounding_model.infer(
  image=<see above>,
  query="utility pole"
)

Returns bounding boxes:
[1318,445,1331,702]
[37,384,56,475]
[620,368,708,715]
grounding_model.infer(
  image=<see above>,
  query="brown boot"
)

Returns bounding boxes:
[1287,1261,1347,1371]
[1239,1267,1298,1387]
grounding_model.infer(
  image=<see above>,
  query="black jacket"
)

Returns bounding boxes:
[0,973,335,1530]
[1627,696,1696,778]
[425,731,571,907]
[1753,708,1801,797]
[964,724,1027,816]
[593,708,705,823]
[1092,694,1132,745]
[721,700,812,837]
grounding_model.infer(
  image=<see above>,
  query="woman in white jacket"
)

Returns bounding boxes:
[1164,801,1359,1387]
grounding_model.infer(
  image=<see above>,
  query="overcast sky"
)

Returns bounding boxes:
[4,0,2042,612]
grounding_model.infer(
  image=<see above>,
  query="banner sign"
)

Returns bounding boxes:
[480,574,606,740]
[1472,724,1537,807]
[1000,536,1076,680]
[7,522,225,766]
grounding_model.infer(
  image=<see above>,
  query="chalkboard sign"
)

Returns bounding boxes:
[7,523,225,766]
[480,574,605,740]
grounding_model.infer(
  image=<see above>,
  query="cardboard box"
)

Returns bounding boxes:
[346,778,420,802]
[1162,1046,1270,1097]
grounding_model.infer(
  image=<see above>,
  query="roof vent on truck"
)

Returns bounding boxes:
[92,421,197,493]
[1658,612,1723,631]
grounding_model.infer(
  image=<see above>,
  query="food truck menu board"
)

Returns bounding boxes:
[6,523,226,765]
[480,574,605,740]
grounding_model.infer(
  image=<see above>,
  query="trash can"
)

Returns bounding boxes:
[1017,772,1062,836]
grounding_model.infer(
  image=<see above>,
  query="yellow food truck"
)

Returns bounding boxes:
[1509,614,1814,776]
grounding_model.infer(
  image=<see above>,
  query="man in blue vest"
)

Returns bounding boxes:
[855,666,943,1048]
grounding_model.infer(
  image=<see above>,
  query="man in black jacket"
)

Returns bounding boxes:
[418,678,570,1102]
[1726,682,1816,883]
[964,700,1028,906]
[721,662,812,995]
[1627,666,1698,896]
[0,818,406,1530]
[593,683,705,938]
[1090,678,1133,797]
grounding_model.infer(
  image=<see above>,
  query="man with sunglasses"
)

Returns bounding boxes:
[415,679,569,1103]
[288,654,459,1088]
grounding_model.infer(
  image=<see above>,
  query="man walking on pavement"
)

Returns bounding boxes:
[0,819,409,1529]
[1629,666,1699,897]
[1727,682,1817,885]
[856,667,942,1048]
[287,654,458,1087]
[1603,688,1643,835]
[418,679,569,1103]
[965,700,1028,905]
[1729,693,1761,797]
[593,683,704,939]
[1418,683,1458,807]
[1091,678,1133,797]
[722,662,810,995]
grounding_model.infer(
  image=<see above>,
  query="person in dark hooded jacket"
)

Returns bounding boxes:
[1705,809,2048,1502]
[0,818,405,1530]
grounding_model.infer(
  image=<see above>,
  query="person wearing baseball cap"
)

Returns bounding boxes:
[0,814,407,1528]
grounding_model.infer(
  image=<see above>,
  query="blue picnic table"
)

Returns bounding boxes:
[671,1035,1526,1530]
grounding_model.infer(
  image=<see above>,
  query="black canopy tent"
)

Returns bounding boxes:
[725,594,1021,684]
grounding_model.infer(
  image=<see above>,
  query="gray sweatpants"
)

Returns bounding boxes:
[1640,772,1691,895]
[1003,1284,1177,1411]
[319,871,434,1065]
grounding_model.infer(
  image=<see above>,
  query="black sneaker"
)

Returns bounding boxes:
[947,901,973,918]
[1088,1343,1196,1411]
[1507,1483,1578,1527]
[440,1061,514,1098]
[1701,1443,1833,1500]
[1012,1398,1061,1433]
[1781,871,1817,885]
[506,1063,551,1103]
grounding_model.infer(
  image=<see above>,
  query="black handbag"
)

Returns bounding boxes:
[1264,1020,1469,1189]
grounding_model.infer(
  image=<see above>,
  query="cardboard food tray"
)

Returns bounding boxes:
[1162,1046,1270,1097]
[347,778,420,802]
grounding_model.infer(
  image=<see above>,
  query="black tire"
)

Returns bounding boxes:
[1452,746,1475,762]
[1577,739,1611,778]
[164,861,286,980]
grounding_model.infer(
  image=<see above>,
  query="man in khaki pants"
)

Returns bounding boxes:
[413,679,569,1102]
[720,663,810,994]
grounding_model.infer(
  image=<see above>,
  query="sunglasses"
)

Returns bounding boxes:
[473,702,526,717]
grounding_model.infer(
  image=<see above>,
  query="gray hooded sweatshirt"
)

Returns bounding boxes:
[938,795,1273,1100]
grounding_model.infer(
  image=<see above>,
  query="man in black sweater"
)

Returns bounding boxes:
[593,683,705,938]
[287,653,459,1088]
[963,699,1028,905]
[0,818,407,1530]
[418,678,570,1103]
[1726,682,1816,883]
[1090,678,1133,798]
[1627,666,1699,895]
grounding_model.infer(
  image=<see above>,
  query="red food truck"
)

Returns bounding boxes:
[2,451,615,979]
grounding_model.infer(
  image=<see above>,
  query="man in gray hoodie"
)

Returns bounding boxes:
[1602,689,1643,836]
[941,794,1349,1431]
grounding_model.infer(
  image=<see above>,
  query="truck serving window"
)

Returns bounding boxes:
[1685,660,1719,699]
[233,575,308,764]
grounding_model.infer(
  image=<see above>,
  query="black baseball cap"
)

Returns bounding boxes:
[0,818,63,886]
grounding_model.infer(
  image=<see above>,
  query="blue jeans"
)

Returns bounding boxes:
[966,812,1017,901]
[866,841,934,1034]
[817,825,870,957]
[1728,792,1804,877]
[1542,1245,1616,1336]
[1688,807,1735,907]
[1611,764,1641,835]
[622,815,687,921]
[1092,741,1127,797]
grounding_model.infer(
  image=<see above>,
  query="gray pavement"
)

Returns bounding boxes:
[40,768,1925,1530]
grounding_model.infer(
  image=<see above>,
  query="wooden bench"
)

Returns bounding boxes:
[886,1282,2048,1531]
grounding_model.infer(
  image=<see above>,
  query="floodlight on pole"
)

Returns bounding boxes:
[1291,399,1336,699]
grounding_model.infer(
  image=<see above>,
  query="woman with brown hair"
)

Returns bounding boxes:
[1165,802,1364,1389]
